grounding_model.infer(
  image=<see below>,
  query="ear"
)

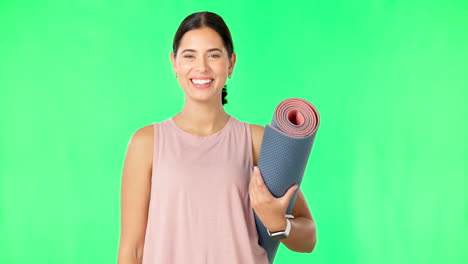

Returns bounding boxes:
[228,52,236,75]
[170,51,177,73]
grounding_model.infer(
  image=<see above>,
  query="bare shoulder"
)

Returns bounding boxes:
[131,123,154,143]
[249,124,265,167]
[126,124,155,167]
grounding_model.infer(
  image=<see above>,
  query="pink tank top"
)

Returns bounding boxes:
[142,115,270,264]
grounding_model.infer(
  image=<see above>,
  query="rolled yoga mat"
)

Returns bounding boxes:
[254,97,320,263]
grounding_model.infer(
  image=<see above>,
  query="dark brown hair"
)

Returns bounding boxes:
[172,11,234,105]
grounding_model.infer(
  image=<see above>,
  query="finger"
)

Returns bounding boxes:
[249,173,258,195]
[254,166,264,187]
[252,178,266,204]
[281,184,299,204]
[256,174,263,187]
[254,167,275,200]
[252,167,274,204]
[254,166,260,174]
[256,174,262,186]
[249,181,257,206]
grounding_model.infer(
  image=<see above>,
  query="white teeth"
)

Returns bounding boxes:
[192,79,213,84]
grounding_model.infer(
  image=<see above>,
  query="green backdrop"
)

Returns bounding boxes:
[1,0,466,263]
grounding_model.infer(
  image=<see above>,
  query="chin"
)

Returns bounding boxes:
[185,93,222,104]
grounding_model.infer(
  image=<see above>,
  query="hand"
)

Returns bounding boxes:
[249,166,299,231]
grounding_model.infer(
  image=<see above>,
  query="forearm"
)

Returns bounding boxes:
[275,216,317,253]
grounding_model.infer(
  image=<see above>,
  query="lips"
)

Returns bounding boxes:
[190,77,214,89]
[191,78,214,84]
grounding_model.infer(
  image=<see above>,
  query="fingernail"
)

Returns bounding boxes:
[254,166,259,173]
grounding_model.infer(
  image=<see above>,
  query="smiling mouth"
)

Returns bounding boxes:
[190,79,214,84]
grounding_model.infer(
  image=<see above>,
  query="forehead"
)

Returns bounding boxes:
[179,27,225,52]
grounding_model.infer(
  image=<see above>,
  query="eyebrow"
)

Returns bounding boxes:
[181,48,223,54]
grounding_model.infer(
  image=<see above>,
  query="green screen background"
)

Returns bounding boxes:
[1,0,466,263]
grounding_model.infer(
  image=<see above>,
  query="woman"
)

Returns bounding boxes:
[117,11,316,264]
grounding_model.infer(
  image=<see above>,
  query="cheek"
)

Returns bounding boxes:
[213,63,228,75]
[179,64,191,73]
[176,61,191,71]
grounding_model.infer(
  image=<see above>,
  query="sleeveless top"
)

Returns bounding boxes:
[142,114,270,264]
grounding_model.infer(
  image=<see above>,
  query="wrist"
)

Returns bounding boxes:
[267,218,288,232]
[266,214,295,241]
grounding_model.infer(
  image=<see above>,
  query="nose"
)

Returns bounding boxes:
[195,57,209,72]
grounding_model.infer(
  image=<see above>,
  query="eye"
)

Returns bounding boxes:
[183,55,194,59]
[209,54,220,58]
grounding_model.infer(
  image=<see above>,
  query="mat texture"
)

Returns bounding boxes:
[254,97,320,263]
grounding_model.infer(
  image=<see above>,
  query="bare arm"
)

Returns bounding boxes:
[117,125,154,264]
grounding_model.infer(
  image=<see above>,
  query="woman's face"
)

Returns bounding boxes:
[170,26,236,105]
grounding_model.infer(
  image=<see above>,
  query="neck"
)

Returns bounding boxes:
[173,98,229,136]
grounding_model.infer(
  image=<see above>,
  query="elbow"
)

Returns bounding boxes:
[136,247,144,262]
[305,236,317,253]
[117,244,144,264]
[305,223,317,253]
